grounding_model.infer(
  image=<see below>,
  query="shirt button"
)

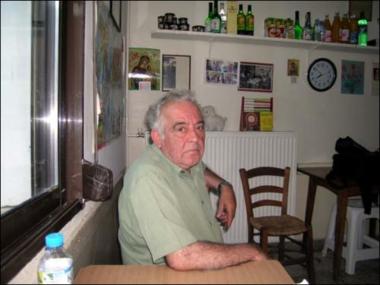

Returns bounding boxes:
[201,200,204,204]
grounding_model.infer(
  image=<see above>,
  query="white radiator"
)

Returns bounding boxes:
[203,131,297,244]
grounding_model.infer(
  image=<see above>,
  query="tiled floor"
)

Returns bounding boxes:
[278,242,380,284]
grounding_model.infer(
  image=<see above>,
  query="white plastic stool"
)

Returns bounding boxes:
[322,197,379,275]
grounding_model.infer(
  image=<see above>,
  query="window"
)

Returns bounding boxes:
[1,2,84,282]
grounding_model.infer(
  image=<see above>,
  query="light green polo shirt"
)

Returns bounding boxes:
[118,144,223,265]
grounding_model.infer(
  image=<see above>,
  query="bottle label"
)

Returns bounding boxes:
[237,16,245,30]
[303,28,312,40]
[38,258,73,284]
[340,28,349,42]
[324,30,332,42]
[349,31,358,44]
[210,19,221,32]
[246,17,254,30]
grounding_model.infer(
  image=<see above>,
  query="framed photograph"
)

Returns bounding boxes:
[341,60,364,95]
[206,59,238,84]
[110,0,121,31]
[162,54,191,91]
[349,0,372,21]
[239,62,273,92]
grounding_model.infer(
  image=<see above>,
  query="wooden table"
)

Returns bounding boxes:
[74,260,295,284]
[298,166,361,281]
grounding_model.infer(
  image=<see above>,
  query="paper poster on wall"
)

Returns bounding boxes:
[205,59,238,84]
[128,47,160,91]
[95,1,124,149]
[341,60,364,95]
[372,62,379,96]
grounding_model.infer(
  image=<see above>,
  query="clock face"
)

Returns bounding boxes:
[307,58,337,92]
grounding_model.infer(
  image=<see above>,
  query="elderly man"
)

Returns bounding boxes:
[118,90,267,270]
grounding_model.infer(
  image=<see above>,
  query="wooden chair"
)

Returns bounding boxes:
[239,166,315,283]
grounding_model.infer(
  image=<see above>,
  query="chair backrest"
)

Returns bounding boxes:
[239,166,291,221]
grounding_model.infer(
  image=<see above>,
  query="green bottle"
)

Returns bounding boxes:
[358,12,368,46]
[245,4,254,36]
[237,4,246,35]
[210,0,221,33]
[205,2,213,32]
[294,10,303,40]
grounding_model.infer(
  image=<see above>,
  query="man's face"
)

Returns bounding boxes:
[152,101,205,170]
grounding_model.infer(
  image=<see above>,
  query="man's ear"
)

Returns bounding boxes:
[151,129,162,148]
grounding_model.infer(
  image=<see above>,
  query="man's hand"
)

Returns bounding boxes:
[204,167,237,230]
[216,183,236,231]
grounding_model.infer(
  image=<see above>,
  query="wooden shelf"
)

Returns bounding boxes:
[151,30,379,55]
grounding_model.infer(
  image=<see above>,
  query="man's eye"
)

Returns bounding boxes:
[196,124,205,130]
[175,126,186,132]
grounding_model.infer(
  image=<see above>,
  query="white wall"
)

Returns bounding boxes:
[126,1,379,239]
[126,1,379,166]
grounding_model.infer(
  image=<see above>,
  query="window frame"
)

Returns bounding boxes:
[0,2,85,283]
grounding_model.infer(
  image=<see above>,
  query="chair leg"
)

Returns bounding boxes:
[260,230,269,255]
[278,236,285,262]
[306,226,315,284]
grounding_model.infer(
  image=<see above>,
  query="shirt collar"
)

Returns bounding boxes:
[150,144,200,176]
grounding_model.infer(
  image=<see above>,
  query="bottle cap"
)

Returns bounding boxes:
[45,232,64,248]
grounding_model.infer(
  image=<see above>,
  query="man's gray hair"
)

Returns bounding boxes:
[144,90,202,135]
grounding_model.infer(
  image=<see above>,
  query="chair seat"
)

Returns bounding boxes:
[251,214,308,236]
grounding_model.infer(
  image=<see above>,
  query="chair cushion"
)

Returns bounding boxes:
[250,214,308,236]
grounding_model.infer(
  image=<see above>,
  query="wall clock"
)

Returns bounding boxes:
[307,58,337,92]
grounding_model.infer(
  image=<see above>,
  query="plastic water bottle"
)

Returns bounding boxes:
[37,232,73,284]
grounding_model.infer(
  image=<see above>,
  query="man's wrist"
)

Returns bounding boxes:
[216,180,232,196]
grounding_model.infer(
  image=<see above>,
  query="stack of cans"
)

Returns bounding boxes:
[158,13,189,31]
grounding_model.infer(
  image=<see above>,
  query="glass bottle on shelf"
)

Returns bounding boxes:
[285,18,295,39]
[294,10,303,39]
[331,12,341,42]
[303,12,313,40]
[340,13,350,43]
[245,4,254,35]
[237,4,246,35]
[210,0,221,33]
[205,2,213,32]
[314,19,322,41]
[324,14,332,42]
[358,12,368,46]
[219,2,227,33]
[349,13,358,44]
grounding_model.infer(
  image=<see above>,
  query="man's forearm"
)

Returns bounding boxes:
[204,167,224,190]
[166,241,268,271]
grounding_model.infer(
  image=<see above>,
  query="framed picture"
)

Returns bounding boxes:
[287,59,299,76]
[110,0,121,31]
[349,0,372,21]
[341,60,364,95]
[162,54,191,91]
[128,48,161,91]
[239,62,273,92]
